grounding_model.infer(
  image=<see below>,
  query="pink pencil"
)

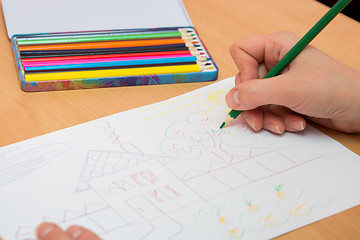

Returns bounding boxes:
[21,50,200,63]
[22,53,193,67]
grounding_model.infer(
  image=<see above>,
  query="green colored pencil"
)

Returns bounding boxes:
[220,0,352,129]
[17,30,193,45]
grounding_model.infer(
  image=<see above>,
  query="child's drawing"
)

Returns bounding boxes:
[15,202,122,240]
[160,110,257,161]
[94,120,143,153]
[0,143,70,187]
[1,77,360,240]
[191,184,333,239]
[76,150,176,192]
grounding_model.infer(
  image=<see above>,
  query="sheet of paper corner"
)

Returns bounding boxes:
[1,0,193,38]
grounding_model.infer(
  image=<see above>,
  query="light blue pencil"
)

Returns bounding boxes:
[24,56,208,72]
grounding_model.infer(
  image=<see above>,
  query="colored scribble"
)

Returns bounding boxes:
[130,170,159,186]
[219,216,228,225]
[0,143,70,187]
[160,111,257,162]
[222,227,244,240]
[174,130,185,137]
[201,117,213,125]
[137,89,227,121]
[274,184,288,200]
[258,211,279,228]
[192,184,333,239]
[198,90,227,116]
[168,144,180,153]
[289,201,313,216]
[150,185,180,203]
[245,200,259,214]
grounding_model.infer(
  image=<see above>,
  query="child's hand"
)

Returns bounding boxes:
[37,222,102,240]
[226,31,360,134]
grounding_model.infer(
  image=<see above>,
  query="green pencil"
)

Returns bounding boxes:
[220,0,352,129]
[17,30,194,45]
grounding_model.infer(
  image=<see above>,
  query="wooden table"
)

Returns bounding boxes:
[0,0,359,238]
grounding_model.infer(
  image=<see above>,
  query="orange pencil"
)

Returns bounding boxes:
[19,39,194,51]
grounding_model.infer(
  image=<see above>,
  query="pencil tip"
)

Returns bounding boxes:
[220,122,226,129]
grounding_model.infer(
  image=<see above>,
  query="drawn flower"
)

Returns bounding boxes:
[218,216,228,224]
[274,184,288,199]
[245,200,259,214]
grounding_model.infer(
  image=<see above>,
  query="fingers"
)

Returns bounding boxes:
[229,31,299,82]
[37,222,101,240]
[226,76,292,111]
[228,32,303,112]
[230,39,261,82]
[234,63,268,86]
[282,113,306,132]
[241,105,306,134]
[241,108,263,131]
[228,31,360,134]
[36,223,71,240]
[66,226,102,240]
[261,110,286,134]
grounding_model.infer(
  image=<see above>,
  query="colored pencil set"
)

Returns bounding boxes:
[13,27,218,91]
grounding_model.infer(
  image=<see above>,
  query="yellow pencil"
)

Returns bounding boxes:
[25,64,212,82]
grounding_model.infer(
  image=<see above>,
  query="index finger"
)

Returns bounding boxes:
[229,31,299,82]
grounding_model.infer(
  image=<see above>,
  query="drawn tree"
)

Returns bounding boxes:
[159,111,257,163]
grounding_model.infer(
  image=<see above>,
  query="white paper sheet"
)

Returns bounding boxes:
[1,77,360,240]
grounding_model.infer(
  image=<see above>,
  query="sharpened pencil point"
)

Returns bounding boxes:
[220,110,243,129]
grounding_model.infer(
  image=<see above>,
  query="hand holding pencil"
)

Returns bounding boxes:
[224,31,360,134]
[222,0,360,134]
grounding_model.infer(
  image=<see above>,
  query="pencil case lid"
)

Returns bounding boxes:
[1,0,193,38]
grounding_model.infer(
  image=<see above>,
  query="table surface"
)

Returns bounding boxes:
[1,0,360,239]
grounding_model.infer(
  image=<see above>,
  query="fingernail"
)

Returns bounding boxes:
[67,226,82,239]
[232,90,241,106]
[244,116,256,131]
[290,120,305,131]
[37,223,54,238]
[267,123,283,134]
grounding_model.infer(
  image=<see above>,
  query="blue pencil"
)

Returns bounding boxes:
[24,56,207,72]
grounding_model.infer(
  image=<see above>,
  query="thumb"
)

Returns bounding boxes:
[225,75,292,110]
